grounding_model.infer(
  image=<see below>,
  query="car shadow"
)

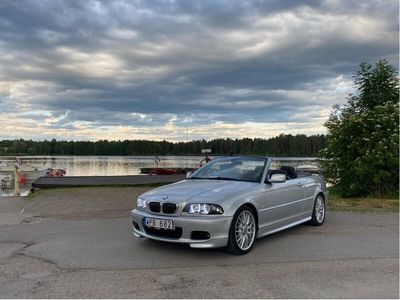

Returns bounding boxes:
[131,220,327,259]
[140,238,227,255]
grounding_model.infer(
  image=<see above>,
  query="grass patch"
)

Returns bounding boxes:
[328,188,399,212]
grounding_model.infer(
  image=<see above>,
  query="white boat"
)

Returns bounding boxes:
[0,174,12,190]
[0,161,47,180]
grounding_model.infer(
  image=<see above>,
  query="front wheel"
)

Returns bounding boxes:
[309,194,326,226]
[226,206,257,255]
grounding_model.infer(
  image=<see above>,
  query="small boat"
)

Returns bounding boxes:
[140,167,197,175]
[46,168,67,177]
[0,175,12,190]
[140,151,212,175]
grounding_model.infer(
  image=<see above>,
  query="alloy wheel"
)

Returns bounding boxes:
[315,195,325,223]
[235,210,256,251]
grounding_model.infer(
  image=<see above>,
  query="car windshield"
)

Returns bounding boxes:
[190,157,267,183]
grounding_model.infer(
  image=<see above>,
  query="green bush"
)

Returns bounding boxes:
[320,60,399,197]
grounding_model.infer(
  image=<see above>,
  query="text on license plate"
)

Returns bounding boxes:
[145,217,174,230]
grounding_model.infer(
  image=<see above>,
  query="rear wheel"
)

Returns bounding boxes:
[226,206,256,255]
[309,194,325,226]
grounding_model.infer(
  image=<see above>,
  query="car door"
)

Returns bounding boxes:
[302,177,318,213]
[257,176,306,233]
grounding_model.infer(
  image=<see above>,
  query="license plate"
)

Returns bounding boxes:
[145,217,174,230]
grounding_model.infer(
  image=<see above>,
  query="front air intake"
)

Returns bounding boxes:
[162,202,177,214]
[149,202,161,213]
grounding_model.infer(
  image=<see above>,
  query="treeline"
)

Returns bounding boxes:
[0,134,326,156]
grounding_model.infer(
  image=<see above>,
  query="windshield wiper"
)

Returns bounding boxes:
[190,176,242,181]
[208,176,241,181]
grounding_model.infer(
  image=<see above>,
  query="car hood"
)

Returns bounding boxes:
[141,179,258,203]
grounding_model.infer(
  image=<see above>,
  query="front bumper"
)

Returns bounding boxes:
[131,209,232,248]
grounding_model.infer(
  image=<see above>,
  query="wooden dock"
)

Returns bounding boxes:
[32,175,186,188]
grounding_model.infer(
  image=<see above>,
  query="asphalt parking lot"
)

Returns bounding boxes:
[0,188,398,298]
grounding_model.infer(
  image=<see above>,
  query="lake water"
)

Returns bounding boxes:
[0,155,318,176]
[0,155,318,197]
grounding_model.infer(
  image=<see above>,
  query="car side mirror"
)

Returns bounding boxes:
[269,173,286,183]
[186,171,192,178]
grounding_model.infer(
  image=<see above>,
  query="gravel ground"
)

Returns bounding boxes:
[25,186,152,219]
[0,187,398,298]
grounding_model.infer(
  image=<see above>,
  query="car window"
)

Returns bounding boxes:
[191,157,266,183]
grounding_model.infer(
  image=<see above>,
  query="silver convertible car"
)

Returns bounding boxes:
[131,156,327,255]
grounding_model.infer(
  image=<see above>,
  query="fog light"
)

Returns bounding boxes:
[132,221,139,230]
[191,231,210,240]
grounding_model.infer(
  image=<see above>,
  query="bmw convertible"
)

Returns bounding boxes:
[131,156,327,255]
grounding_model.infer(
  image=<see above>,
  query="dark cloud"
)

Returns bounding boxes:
[0,0,398,140]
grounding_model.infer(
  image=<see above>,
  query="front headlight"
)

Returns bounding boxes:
[183,203,224,215]
[137,197,147,208]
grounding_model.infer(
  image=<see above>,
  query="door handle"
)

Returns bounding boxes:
[297,182,304,187]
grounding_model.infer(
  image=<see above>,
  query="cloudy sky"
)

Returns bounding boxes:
[0,0,398,141]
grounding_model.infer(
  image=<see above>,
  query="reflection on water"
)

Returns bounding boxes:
[0,156,318,177]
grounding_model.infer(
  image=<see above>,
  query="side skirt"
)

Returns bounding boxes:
[256,216,311,239]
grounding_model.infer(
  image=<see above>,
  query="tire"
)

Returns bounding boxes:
[309,194,326,226]
[226,206,257,255]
